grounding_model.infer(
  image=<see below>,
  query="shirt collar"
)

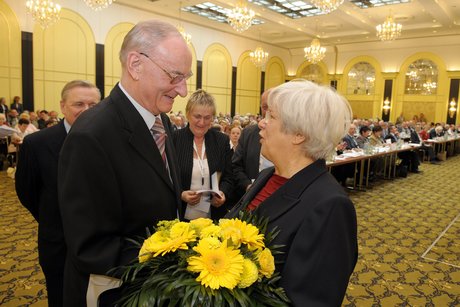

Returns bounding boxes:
[63,119,71,133]
[118,82,158,130]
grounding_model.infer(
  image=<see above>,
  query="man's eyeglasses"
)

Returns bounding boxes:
[139,52,193,85]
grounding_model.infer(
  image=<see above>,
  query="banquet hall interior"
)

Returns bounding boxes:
[0,0,460,305]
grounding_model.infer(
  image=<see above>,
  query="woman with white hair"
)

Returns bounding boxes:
[227,79,358,306]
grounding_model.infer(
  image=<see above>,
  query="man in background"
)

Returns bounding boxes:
[232,89,273,200]
[58,20,191,306]
[15,80,100,307]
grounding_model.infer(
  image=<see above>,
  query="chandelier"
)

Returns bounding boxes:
[449,98,457,118]
[177,2,192,45]
[177,25,192,45]
[83,0,116,11]
[304,38,326,64]
[311,0,344,14]
[382,97,391,115]
[227,0,255,33]
[376,15,402,41]
[250,47,269,67]
[25,0,61,29]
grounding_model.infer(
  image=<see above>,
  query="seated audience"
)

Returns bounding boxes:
[356,125,371,149]
[385,125,421,173]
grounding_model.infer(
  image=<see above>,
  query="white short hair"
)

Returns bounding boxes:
[268,79,352,160]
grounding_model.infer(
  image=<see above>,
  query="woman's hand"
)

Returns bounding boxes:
[211,191,225,207]
[181,191,202,205]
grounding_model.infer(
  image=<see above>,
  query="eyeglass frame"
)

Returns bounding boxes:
[139,52,193,85]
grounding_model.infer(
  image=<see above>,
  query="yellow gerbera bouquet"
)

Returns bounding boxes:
[116,213,289,306]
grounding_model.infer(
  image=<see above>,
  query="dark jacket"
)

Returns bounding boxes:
[227,159,358,306]
[58,84,182,306]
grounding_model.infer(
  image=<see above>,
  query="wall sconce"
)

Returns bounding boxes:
[382,97,391,115]
[449,98,457,118]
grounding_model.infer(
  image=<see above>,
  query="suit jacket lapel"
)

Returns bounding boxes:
[48,121,67,159]
[111,85,174,191]
[254,160,328,223]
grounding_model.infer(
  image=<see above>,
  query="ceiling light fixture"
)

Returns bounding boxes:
[311,0,344,14]
[177,2,192,45]
[227,0,255,33]
[250,46,269,67]
[304,38,326,64]
[83,0,116,11]
[25,0,61,29]
[376,14,402,41]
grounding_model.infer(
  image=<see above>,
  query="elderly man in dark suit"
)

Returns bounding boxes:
[58,20,192,306]
[232,89,272,200]
[15,80,100,307]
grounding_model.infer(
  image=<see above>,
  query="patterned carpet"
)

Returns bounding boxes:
[1,156,460,306]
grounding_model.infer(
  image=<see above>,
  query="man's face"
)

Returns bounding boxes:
[136,36,192,115]
[349,124,356,135]
[19,123,28,133]
[60,87,100,125]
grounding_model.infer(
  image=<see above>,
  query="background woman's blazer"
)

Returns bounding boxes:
[228,159,358,306]
[172,126,234,219]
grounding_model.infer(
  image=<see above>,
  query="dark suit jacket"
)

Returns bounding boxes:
[172,126,234,219]
[0,104,8,114]
[227,159,358,306]
[15,121,67,305]
[343,134,359,149]
[58,84,182,306]
[232,124,261,196]
[385,133,398,143]
[10,102,24,113]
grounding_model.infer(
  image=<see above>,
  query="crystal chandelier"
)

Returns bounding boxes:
[177,2,192,45]
[83,0,116,11]
[177,25,192,45]
[304,38,326,64]
[376,15,402,41]
[250,47,269,67]
[227,0,255,33]
[311,0,344,14]
[25,0,61,29]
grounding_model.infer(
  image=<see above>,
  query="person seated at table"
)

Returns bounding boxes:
[411,122,438,164]
[385,124,421,173]
[226,79,357,306]
[356,125,371,149]
[429,124,444,139]
[418,124,430,141]
[343,124,359,149]
[370,125,385,146]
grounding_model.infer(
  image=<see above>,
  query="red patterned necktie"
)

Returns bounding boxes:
[151,117,167,165]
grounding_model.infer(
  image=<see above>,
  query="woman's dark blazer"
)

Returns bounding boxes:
[172,126,234,219]
[227,159,358,306]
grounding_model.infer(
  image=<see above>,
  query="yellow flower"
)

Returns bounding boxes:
[156,219,179,232]
[219,219,265,250]
[190,218,214,236]
[237,258,259,288]
[138,223,196,259]
[200,224,222,239]
[187,241,244,289]
[195,236,222,251]
[257,248,275,278]
[138,231,168,262]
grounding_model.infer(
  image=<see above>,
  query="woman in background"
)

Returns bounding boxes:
[173,89,234,220]
[227,79,358,306]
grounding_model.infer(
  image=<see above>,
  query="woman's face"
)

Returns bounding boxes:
[187,105,214,138]
[259,107,291,163]
[230,127,241,144]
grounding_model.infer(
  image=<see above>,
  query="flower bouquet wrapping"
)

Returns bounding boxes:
[116,213,290,306]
